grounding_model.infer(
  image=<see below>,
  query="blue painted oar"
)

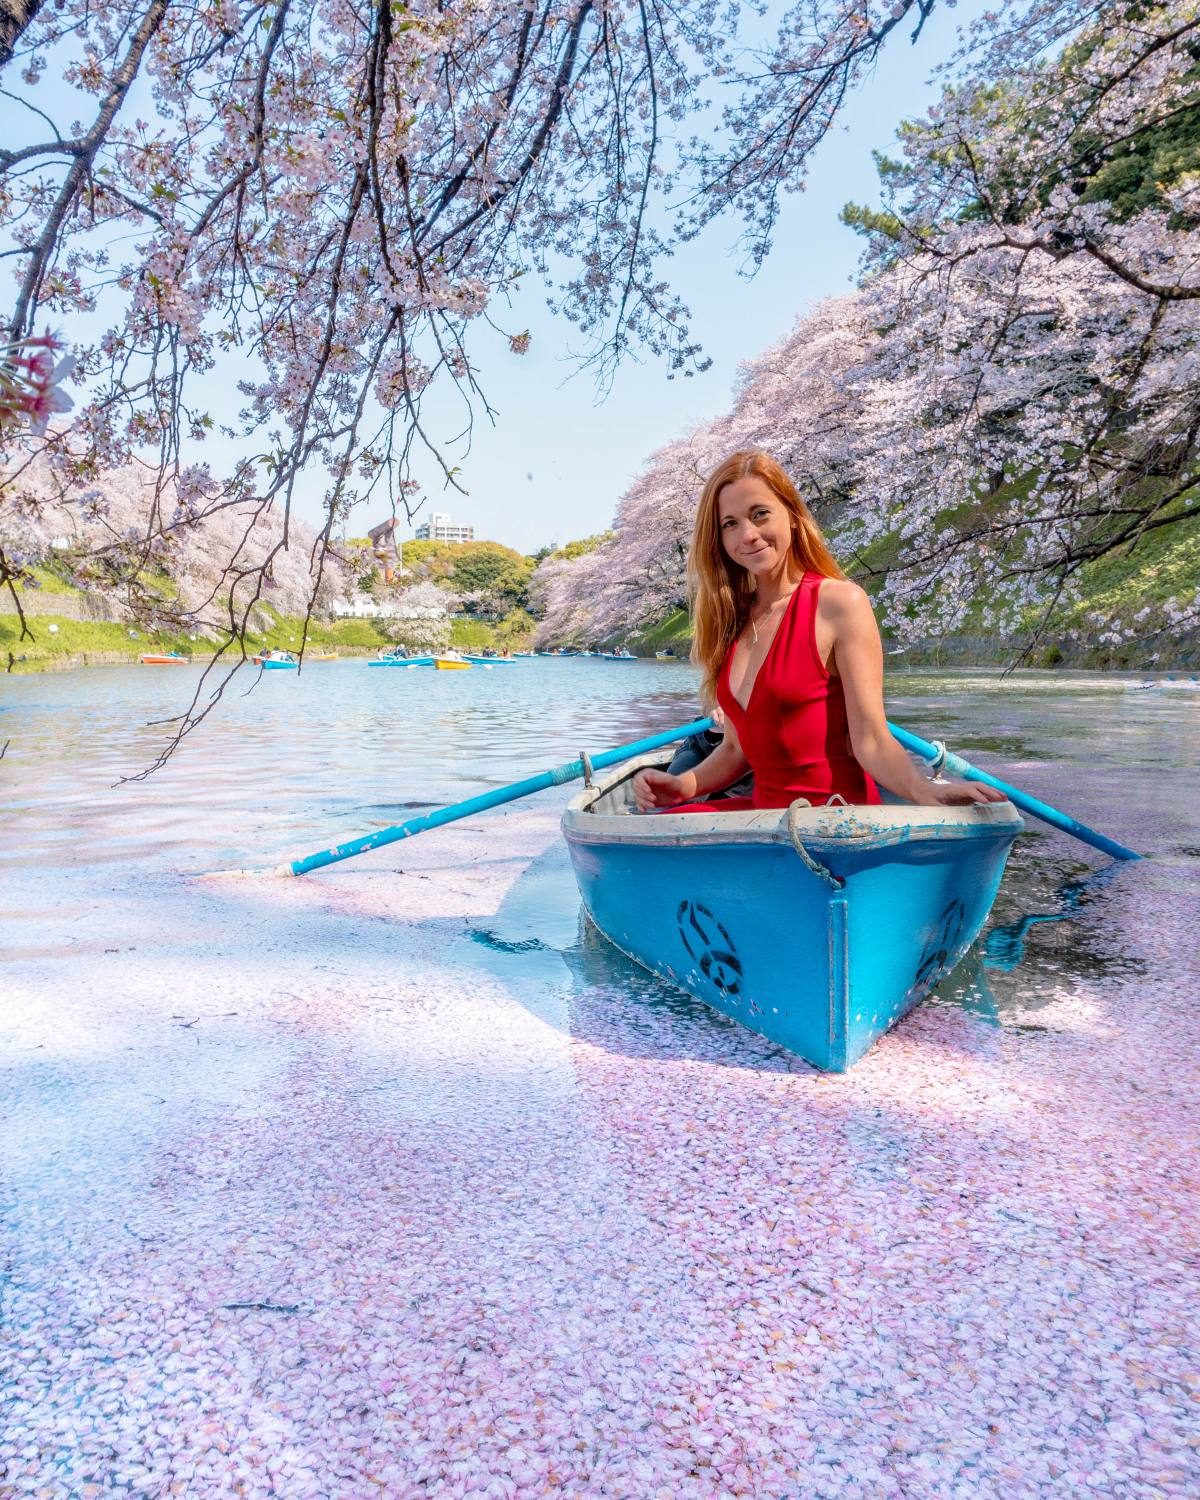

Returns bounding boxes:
[211,712,1137,878]
[213,717,715,878]
[886,721,1140,861]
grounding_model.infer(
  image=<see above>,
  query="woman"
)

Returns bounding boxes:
[633,451,1004,812]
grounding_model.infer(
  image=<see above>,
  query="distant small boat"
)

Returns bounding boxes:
[654,650,674,660]
[462,654,517,665]
[253,649,298,671]
[306,650,338,661]
[434,656,471,671]
[368,652,434,668]
[563,754,1022,1072]
[599,651,637,661]
[139,652,189,665]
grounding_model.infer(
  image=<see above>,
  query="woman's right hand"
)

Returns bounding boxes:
[632,768,697,811]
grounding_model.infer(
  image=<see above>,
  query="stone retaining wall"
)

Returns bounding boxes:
[0,589,128,622]
[0,591,283,635]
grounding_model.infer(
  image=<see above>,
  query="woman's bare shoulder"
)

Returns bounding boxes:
[816,576,872,619]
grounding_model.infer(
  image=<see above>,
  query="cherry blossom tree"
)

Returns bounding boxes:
[383,579,453,654]
[6,0,1024,751]
[2,2,1077,590]
[2,445,351,633]
[841,0,1200,654]
[534,0,1200,659]
[532,293,877,645]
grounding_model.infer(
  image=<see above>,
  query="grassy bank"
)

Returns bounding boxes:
[0,612,394,672]
[627,611,692,657]
[2,600,534,673]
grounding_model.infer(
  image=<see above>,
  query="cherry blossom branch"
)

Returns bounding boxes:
[8,0,170,340]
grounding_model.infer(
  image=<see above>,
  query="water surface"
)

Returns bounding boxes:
[1,659,1196,1496]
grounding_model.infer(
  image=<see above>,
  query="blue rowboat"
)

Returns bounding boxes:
[562,753,1023,1071]
[462,654,518,665]
[368,654,434,668]
[598,651,637,661]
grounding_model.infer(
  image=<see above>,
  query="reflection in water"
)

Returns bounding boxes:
[471,929,552,955]
[983,862,1122,971]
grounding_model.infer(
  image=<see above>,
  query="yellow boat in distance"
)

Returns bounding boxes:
[306,650,338,661]
[434,654,471,670]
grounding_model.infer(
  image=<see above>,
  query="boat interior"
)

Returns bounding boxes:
[579,752,902,818]
[570,752,1022,849]
[582,755,667,816]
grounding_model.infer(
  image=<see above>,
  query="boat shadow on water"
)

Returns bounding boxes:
[476,908,820,1071]
[469,830,1145,1063]
[468,839,814,1070]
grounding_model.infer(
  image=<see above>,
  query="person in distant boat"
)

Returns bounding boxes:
[633,450,1006,813]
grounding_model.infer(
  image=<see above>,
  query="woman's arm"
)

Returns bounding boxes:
[820,581,1006,807]
[632,714,751,810]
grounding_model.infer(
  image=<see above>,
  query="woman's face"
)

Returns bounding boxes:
[717,476,796,580]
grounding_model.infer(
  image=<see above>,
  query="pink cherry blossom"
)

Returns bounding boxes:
[534,0,1199,659]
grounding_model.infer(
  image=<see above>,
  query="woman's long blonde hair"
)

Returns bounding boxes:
[689,451,844,704]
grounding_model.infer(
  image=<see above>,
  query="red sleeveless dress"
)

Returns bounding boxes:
[699,572,880,810]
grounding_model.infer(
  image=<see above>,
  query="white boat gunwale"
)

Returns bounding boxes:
[564,751,1022,853]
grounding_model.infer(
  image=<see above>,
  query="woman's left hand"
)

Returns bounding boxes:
[915,778,1008,806]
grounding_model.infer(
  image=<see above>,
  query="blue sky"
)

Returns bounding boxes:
[386,0,991,556]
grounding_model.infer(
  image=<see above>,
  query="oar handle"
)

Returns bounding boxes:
[886,721,1140,861]
[288,716,716,876]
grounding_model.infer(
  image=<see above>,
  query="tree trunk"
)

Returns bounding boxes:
[0,0,44,71]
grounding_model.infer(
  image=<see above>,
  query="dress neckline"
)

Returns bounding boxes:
[725,578,806,714]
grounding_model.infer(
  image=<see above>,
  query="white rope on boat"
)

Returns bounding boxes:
[786,800,845,891]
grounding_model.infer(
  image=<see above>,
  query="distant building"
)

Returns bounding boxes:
[333,596,394,620]
[414,511,474,543]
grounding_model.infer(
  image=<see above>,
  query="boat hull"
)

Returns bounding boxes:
[434,658,471,670]
[562,754,1022,1071]
[139,654,188,665]
[368,655,434,667]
